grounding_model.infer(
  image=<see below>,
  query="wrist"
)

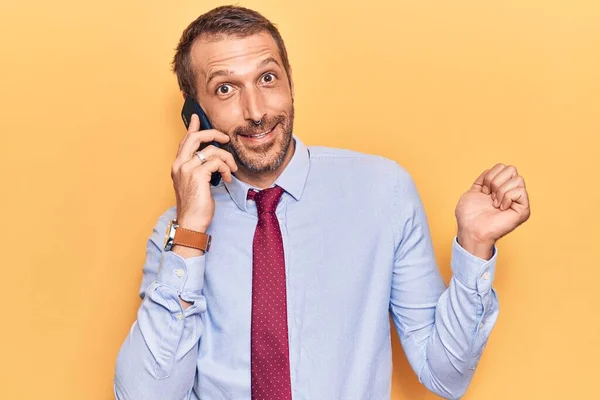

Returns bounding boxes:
[172,244,204,259]
[176,215,209,233]
[457,230,495,260]
[163,219,212,254]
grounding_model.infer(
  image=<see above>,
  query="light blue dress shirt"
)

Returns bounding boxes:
[114,136,499,400]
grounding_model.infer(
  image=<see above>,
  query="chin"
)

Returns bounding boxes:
[233,129,293,173]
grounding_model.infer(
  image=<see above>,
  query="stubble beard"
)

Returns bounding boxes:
[227,105,295,174]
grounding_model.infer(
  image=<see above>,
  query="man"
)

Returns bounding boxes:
[114,5,531,400]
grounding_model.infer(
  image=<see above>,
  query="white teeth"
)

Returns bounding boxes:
[247,127,273,138]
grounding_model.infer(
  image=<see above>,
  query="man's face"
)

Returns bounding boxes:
[190,31,294,174]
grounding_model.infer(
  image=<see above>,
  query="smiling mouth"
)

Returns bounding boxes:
[239,124,277,139]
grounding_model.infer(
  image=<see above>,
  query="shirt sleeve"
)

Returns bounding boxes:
[389,166,500,400]
[114,207,207,400]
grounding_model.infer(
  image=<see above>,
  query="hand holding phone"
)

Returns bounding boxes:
[181,97,223,186]
[171,98,237,233]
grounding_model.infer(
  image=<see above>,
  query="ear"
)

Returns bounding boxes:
[288,66,294,99]
[181,90,187,100]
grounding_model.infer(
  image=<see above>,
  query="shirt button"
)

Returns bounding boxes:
[175,269,184,277]
[479,322,484,329]
[176,312,184,320]
[482,271,490,280]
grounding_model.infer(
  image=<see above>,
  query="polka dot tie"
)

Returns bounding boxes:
[247,186,292,400]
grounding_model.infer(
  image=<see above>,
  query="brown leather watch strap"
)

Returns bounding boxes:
[173,226,212,252]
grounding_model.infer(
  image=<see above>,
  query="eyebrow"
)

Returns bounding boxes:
[205,57,281,90]
[257,56,280,70]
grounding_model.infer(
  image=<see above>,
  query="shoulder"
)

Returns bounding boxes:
[307,145,414,186]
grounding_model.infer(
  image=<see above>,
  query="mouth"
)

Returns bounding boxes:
[238,123,278,141]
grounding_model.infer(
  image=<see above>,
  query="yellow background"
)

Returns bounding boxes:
[1,0,598,399]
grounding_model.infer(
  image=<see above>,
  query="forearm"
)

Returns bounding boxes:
[391,237,499,399]
[417,271,499,399]
[172,245,204,310]
[114,243,207,399]
[114,288,205,400]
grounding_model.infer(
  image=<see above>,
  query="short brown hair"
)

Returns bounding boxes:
[172,5,292,101]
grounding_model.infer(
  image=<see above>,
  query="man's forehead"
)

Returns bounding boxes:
[191,32,281,76]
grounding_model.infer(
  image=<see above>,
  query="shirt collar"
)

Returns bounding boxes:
[224,134,310,212]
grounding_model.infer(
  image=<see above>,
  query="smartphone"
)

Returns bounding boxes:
[181,97,222,186]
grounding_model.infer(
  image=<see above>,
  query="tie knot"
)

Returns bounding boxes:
[247,186,284,215]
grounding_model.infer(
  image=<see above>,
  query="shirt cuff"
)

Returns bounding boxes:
[451,236,498,293]
[156,249,206,292]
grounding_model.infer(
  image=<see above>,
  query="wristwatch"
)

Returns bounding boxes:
[163,219,212,252]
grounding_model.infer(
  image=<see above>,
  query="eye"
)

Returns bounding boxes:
[216,84,232,95]
[261,72,276,84]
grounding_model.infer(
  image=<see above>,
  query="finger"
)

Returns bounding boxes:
[178,145,238,174]
[489,165,518,197]
[187,113,200,134]
[177,114,201,154]
[495,175,525,207]
[481,163,507,195]
[471,169,490,190]
[195,145,238,172]
[499,187,528,211]
[176,150,204,175]
[195,158,234,183]
[176,129,230,160]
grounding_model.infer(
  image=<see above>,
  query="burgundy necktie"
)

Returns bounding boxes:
[247,186,292,400]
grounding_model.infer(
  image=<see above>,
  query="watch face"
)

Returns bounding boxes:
[163,220,177,251]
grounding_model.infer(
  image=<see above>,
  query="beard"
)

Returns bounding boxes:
[226,105,295,174]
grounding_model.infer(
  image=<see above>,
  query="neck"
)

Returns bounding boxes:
[234,140,296,189]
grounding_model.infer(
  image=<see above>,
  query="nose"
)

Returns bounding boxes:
[241,87,267,124]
